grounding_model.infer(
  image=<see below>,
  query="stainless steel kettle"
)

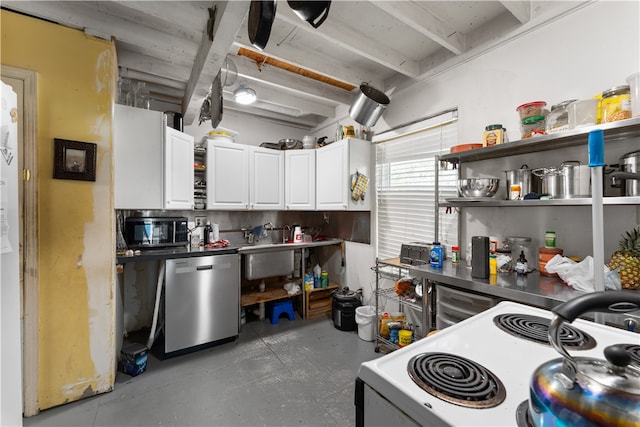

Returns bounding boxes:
[529,291,640,427]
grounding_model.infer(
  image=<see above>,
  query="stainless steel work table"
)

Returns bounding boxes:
[410,260,640,332]
[410,260,582,310]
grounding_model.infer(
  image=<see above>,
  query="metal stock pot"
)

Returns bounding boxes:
[533,161,591,198]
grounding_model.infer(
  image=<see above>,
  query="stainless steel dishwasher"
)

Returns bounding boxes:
[164,253,240,354]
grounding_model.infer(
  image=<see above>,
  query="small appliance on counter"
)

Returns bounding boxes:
[124,217,188,249]
[400,242,431,266]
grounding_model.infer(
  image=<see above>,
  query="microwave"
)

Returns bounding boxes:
[124,217,189,249]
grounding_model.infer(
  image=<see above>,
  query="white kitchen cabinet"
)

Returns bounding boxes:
[206,139,249,209]
[114,104,194,210]
[250,146,285,210]
[285,149,316,210]
[316,138,372,210]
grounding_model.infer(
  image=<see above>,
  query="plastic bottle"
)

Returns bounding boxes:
[489,254,497,275]
[430,242,444,268]
[451,246,460,266]
[203,221,213,245]
[515,250,528,275]
[313,264,322,288]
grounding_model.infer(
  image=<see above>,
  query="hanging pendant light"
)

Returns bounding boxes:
[234,83,257,105]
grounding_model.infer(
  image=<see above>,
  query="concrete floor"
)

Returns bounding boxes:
[24,315,381,426]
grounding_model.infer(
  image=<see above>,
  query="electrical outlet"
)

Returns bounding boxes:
[195,216,207,227]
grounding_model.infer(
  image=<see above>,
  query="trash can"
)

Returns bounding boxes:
[355,305,376,341]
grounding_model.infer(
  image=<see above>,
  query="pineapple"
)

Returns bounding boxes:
[608,227,640,290]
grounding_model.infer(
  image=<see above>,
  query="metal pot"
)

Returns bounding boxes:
[611,150,640,196]
[529,291,640,427]
[504,164,538,200]
[532,167,563,198]
[559,160,591,198]
[532,161,590,198]
[349,83,390,127]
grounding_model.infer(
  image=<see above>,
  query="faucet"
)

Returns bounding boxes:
[282,224,292,243]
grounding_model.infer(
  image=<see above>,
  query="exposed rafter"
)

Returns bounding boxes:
[371,1,465,55]
[500,1,532,24]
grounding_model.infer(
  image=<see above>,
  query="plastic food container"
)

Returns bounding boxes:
[521,115,546,139]
[207,131,234,143]
[516,101,547,120]
[626,72,640,117]
[546,100,576,133]
[600,85,632,123]
[568,98,599,129]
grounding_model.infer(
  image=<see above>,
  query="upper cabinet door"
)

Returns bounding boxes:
[316,140,349,209]
[250,146,284,210]
[316,138,372,211]
[206,140,249,209]
[164,127,194,210]
[114,105,165,209]
[285,149,315,210]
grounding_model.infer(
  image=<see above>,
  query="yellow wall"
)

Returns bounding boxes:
[1,10,116,409]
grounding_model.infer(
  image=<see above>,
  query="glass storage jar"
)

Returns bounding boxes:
[601,85,631,123]
[507,236,533,272]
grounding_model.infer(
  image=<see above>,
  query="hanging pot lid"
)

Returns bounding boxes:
[248,0,277,50]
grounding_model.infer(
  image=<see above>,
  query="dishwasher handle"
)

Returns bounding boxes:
[197,265,213,271]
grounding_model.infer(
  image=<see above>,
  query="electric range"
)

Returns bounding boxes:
[355,301,640,427]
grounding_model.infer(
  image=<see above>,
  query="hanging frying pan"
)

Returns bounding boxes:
[248,0,277,51]
[210,70,223,128]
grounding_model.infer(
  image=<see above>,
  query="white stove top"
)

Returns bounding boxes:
[357,301,639,427]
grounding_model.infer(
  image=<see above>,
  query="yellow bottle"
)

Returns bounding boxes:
[489,254,497,275]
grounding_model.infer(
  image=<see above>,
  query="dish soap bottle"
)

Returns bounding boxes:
[515,250,528,275]
[430,242,444,268]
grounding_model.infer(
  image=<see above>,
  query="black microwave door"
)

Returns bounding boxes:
[174,220,189,244]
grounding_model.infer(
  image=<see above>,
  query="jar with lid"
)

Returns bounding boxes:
[546,100,577,133]
[507,236,533,272]
[483,124,506,147]
[451,246,460,266]
[601,85,631,123]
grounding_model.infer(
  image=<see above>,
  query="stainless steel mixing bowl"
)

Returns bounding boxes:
[457,178,500,198]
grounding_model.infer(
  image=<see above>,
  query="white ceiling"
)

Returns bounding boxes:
[3,1,588,129]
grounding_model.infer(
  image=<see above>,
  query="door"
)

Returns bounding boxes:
[2,67,38,418]
[316,139,348,209]
[285,149,315,210]
[164,127,194,209]
[250,146,284,210]
[206,140,249,209]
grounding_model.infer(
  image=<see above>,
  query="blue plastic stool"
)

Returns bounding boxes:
[268,299,295,324]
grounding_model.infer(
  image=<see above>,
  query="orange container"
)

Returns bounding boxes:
[539,247,563,276]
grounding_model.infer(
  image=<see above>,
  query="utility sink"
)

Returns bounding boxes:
[243,248,294,280]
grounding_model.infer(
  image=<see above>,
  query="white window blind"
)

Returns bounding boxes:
[375,110,459,260]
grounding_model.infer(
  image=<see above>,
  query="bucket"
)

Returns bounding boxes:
[355,305,376,341]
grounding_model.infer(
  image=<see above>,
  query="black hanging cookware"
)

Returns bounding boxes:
[529,291,640,427]
[287,1,331,28]
[248,0,277,50]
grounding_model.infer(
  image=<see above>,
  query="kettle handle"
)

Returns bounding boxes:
[549,291,640,376]
[552,291,640,323]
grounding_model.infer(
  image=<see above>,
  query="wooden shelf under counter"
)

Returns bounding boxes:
[241,279,302,307]
[304,283,339,320]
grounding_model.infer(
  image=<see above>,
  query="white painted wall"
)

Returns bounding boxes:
[185,108,310,147]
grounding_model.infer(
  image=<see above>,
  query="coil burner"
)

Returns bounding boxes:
[407,352,506,409]
[493,313,597,350]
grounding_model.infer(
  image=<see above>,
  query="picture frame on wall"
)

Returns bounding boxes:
[53,138,97,181]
